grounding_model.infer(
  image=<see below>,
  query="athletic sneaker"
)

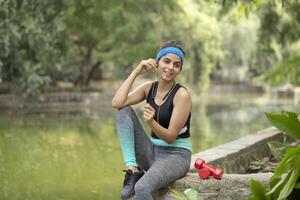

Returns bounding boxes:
[121,169,145,200]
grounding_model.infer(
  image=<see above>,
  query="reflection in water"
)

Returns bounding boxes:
[0,93,298,200]
[0,114,123,200]
[191,94,298,151]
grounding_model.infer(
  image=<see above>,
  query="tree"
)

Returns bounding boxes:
[213,14,260,83]
[257,1,300,86]
[64,0,180,86]
[155,0,223,93]
[0,0,66,96]
[208,0,300,86]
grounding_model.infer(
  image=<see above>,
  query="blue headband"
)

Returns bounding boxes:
[156,47,185,62]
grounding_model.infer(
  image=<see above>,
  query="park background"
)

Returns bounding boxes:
[0,0,299,199]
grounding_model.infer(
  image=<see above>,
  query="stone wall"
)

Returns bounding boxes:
[154,173,273,200]
[191,127,283,174]
[0,92,115,118]
[155,127,283,200]
[0,92,114,109]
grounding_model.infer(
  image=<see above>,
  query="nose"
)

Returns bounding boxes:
[167,63,174,70]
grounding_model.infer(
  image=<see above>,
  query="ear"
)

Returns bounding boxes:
[156,59,160,68]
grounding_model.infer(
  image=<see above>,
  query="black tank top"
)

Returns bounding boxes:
[146,81,191,139]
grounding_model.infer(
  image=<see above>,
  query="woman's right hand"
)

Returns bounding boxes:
[144,103,155,124]
[134,58,158,75]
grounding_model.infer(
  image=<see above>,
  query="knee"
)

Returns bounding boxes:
[115,106,134,119]
[134,180,152,196]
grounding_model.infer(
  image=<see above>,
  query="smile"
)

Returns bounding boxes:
[163,71,173,77]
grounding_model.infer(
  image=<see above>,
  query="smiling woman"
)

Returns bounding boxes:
[111,40,192,200]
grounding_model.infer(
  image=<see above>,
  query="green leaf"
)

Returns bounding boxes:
[248,179,268,200]
[267,147,300,199]
[277,161,300,200]
[266,169,292,197]
[265,111,300,140]
[294,182,300,189]
[267,141,289,161]
[235,5,246,20]
[269,173,281,188]
[184,188,201,200]
[168,187,187,200]
[254,0,261,11]
[275,148,300,176]
[267,55,300,86]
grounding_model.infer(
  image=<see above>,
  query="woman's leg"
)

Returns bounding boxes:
[115,106,156,199]
[134,146,191,200]
[115,106,155,170]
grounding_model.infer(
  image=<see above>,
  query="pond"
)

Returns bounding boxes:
[0,92,299,200]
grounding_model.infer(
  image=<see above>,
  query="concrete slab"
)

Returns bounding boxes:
[155,127,283,200]
[191,127,283,173]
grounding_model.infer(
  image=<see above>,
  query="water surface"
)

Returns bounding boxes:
[0,92,298,200]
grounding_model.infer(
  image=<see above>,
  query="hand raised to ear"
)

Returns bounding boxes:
[133,59,158,75]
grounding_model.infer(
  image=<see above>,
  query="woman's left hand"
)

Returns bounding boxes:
[143,103,155,123]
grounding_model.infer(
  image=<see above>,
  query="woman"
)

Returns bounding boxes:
[111,40,192,200]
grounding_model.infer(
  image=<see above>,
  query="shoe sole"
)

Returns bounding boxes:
[121,193,134,200]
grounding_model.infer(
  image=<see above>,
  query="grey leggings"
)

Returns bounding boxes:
[115,106,191,200]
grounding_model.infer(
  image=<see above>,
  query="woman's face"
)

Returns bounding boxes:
[157,53,182,81]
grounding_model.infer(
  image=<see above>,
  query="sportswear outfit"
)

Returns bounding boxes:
[115,81,192,200]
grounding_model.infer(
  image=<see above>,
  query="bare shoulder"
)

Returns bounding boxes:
[142,81,153,88]
[142,81,154,90]
[141,81,154,97]
[174,86,192,101]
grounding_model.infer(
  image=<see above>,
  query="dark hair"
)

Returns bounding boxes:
[159,40,185,56]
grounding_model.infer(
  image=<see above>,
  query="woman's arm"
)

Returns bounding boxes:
[144,87,192,143]
[111,59,157,109]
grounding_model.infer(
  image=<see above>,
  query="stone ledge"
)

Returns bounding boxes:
[155,173,273,200]
[191,127,283,173]
[0,92,114,109]
[155,127,283,200]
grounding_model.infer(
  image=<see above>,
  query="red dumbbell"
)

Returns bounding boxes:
[198,167,210,179]
[194,158,224,180]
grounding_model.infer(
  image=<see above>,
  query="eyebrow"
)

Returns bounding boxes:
[163,57,182,65]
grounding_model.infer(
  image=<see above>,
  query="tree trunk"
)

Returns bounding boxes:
[74,46,93,87]
[192,45,202,85]
[86,61,102,86]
